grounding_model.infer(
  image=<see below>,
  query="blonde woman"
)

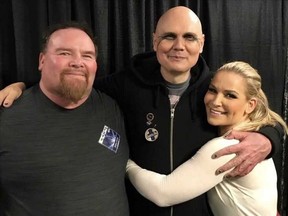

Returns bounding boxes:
[126,61,287,216]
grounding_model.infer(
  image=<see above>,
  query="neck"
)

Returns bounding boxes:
[218,127,232,136]
[49,95,88,109]
[160,68,191,84]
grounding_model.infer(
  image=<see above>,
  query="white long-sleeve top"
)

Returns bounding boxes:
[126,136,277,216]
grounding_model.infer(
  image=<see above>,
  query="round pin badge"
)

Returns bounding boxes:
[145,128,159,142]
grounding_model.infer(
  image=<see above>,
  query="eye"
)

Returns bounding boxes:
[59,51,71,56]
[159,33,176,41]
[225,93,237,99]
[82,54,94,60]
[207,86,217,94]
[184,34,198,41]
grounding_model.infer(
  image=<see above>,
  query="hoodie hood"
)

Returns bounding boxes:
[128,51,211,89]
[127,51,212,115]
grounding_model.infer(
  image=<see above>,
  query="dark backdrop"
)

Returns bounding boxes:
[1,0,287,215]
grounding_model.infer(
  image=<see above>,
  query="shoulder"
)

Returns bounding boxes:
[198,137,239,154]
[0,86,41,122]
[91,88,119,106]
[90,88,123,116]
[208,136,239,147]
[3,85,39,109]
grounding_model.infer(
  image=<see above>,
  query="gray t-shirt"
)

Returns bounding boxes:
[0,85,129,216]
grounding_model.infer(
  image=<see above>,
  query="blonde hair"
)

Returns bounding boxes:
[216,61,288,134]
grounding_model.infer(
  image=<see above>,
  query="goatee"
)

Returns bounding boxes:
[59,72,88,103]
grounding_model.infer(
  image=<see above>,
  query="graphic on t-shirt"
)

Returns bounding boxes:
[98,125,120,153]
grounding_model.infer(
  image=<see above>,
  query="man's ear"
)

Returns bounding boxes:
[152,33,157,52]
[38,52,45,71]
[199,34,205,53]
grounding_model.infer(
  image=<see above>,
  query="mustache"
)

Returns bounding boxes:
[62,68,88,77]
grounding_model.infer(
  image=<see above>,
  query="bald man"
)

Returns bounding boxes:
[0,6,282,216]
[97,6,280,216]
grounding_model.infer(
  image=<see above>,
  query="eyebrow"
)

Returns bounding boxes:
[55,48,96,56]
[224,90,239,95]
[82,50,96,56]
[158,32,176,37]
[159,32,199,37]
[183,32,198,36]
[209,84,239,95]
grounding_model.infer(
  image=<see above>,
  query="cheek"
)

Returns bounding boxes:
[89,62,97,74]
[87,62,97,81]
[204,95,209,106]
[229,104,246,117]
[204,93,212,105]
[187,43,203,55]
[43,57,64,71]
[156,40,174,52]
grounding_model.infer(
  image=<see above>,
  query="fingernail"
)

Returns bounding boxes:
[216,169,223,175]
[212,154,217,159]
[224,174,231,179]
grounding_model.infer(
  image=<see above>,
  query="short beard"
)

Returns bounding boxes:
[58,72,88,103]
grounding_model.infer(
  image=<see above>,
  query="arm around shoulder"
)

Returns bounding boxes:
[258,123,285,158]
[0,82,26,107]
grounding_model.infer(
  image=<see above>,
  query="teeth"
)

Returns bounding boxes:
[211,109,223,115]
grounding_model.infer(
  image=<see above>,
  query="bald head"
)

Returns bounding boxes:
[152,6,205,84]
[155,6,203,35]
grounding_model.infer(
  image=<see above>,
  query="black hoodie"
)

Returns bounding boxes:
[95,51,282,216]
[96,51,216,215]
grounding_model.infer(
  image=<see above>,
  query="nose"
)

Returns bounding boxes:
[211,94,222,107]
[173,37,185,50]
[69,55,84,68]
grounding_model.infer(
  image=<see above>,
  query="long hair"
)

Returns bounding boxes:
[215,61,288,134]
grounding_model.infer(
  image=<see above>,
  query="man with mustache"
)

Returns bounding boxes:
[0,6,284,216]
[0,22,129,216]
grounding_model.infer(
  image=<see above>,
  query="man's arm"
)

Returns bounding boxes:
[257,124,284,158]
[94,71,127,108]
[213,125,284,177]
[0,82,26,107]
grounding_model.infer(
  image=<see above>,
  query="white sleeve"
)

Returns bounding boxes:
[126,137,239,207]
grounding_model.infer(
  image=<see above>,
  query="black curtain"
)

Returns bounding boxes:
[1,0,288,215]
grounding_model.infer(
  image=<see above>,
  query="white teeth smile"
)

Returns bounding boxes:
[210,109,224,115]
